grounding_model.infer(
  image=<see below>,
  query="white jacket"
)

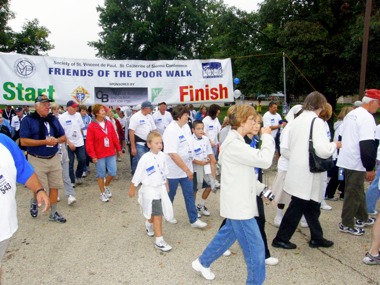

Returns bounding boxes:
[219,130,275,219]
[284,111,336,202]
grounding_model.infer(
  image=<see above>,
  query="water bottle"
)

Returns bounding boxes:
[338,168,344,181]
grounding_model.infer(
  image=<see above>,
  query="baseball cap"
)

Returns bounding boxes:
[35,94,53,103]
[363,89,380,102]
[67,100,79,108]
[141,101,153,109]
[353,100,362,107]
[132,104,141,111]
[15,106,23,112]
[158,102,167,106]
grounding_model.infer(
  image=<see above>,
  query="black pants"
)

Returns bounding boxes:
[219,196,271,259]
[325,162,345,198]
[274,196,324,243]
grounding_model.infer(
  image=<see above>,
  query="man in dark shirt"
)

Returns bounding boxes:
[20,94,67,223]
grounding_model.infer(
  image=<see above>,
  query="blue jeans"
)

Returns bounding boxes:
[199,218,265,285]
[67,145,86,183]
[168,177,198,224]
[131,144,149,174]
[366,163,380,213]
[96,155,117,178]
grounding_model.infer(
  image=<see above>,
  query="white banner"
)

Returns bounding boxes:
[0,52,234,106]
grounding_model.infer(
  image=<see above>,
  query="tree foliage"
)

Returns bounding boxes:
[0,0,53,55]
[90,0,221,60]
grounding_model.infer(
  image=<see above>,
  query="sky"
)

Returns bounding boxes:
[8,0,262,59]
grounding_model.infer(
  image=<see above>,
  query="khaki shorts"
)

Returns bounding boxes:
[28,154,63,190]
[0,238,10,266]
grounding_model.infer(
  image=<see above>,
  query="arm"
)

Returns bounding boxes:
[129,129,137,156]
[360,140,377,181]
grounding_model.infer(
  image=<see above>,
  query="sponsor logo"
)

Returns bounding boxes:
[71,86,90,104]
[202,62,223,78]
[14,58,36,78]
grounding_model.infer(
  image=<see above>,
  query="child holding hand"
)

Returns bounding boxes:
[129,131,174,252]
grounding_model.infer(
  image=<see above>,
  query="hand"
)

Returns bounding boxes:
[260,127,271,135]
[45,137,58,146]
[336,141,342,149]
[185,169,193,180]
[118,150,123,157]
[366,170,375,182]
[36,190,50,212]
[128,188,136,198]
[68,143,76,151]
[131,147,137,157]
[92,157,98,164]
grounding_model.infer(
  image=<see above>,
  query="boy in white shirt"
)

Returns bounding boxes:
[191,120,217,216]
[129,132,174,252]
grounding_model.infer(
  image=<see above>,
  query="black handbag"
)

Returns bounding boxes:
[309,117,334,173]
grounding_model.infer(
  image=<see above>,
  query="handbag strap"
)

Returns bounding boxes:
[309,117,317,147]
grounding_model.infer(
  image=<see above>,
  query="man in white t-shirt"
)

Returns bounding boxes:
[129,101,157,174]
[59,100,86,186]
[152,102,173,135]
[10,106,26,142]
[337,89,380,236]
[263,101,286,160]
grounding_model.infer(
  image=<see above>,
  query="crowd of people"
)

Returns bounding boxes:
[1,90,380,284]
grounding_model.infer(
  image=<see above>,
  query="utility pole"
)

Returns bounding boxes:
[359,0,372,99]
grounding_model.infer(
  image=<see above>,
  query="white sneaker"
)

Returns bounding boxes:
[82,171,87,178]
[76,177,83,185]
[67,195,76,205]
[104,186,112,198]
[274,216,282,227]
[192,258,215,281]
[197,212,201,218]
[165,217,178,224]
[155,240,172,252]
[197,205,210,216]
[300,216,309,228]
[265,257,279,266]
[223,249,232,256]
[215,180,221,188]
[100,192,109,202]
[320,201,332,211]
[145,221,154,237]
[191,219,207,229]
[57,195,60,202]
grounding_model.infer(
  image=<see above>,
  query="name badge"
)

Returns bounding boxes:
[66,120,72,125]
[194,147,202,155]
[179,135,186,143]
[104,137,109,147]
[139,120,145,125]
[146,165,156,176]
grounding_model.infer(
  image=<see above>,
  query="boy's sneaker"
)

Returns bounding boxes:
[145,222,154,237]
[49,212,66,223]
[67,195,77,205]
[355,217,376,228]
[338,222,364,235]
[82,171,87,178]
[155,240,172,252]
[164,217,178,224]
[104,186,112,198]
[363,252,380,265]
[30,200,38,218]
[197,205,210,216]
[76,177,83,185]
[191,219,207,229]
[100,192,109,202]
[325,197,338,201]
[192,258,215,280]
[197,212,201,218]
[320,200,332,211]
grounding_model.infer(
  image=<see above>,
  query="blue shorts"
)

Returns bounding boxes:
[95,155,117,178]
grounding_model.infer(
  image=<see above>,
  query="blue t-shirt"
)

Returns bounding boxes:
[20,115,65,156]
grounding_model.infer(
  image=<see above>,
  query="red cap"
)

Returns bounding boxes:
[365,89,380,100]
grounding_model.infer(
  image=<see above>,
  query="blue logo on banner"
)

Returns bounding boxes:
[202,62,223,78]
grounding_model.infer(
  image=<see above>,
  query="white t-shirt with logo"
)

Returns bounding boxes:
[263,111,282,138]
[337,107,376,171]
[202,116,221,144]
[10,115,26,132]
[191,134,213,172]
[152,111,173,135]
[163,121,193,178]
[59,112,85,147]
[128,111,156,143]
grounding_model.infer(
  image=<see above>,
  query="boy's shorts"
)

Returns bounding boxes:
[193,172,210,192]
[151,199,163,216]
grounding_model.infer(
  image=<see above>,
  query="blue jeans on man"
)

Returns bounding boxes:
[199,218,266,285]
[366,161,380,214]
[168,177,198,224]
[131,143,149,174]
[67,145,86,184]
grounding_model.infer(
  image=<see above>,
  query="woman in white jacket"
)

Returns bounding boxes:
[192,104,275,284]
[272,91,341,250]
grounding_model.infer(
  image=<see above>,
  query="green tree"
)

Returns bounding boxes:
[0,0,53,55]
[90,0,222,60]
